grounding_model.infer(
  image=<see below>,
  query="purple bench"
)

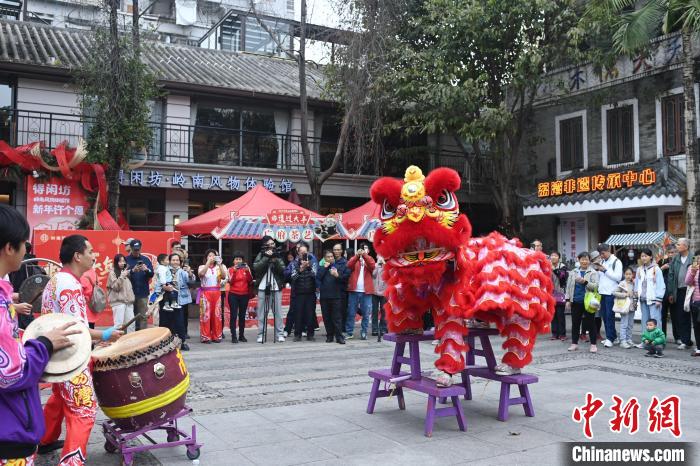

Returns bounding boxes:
[367,368,466,437]
[463,367,537,421]
[382,331,435,380]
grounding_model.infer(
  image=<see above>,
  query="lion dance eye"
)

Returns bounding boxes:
[381,199,396,220]
[436,190,456,210]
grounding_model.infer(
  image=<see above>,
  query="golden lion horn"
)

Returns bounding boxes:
[404,165,425,184]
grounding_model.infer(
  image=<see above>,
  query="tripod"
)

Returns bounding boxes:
[260,262,279,344]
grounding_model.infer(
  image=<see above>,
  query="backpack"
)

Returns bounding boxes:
[87,275,107,313]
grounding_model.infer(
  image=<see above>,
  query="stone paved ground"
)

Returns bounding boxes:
[36,317,700,465]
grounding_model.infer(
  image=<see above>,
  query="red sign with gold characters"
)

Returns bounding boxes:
[266,209,311,226]
[537,168,657,198]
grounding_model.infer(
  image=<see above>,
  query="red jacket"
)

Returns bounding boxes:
[80,268,99,324]
[347,254,376,294]
[228,265,253,295]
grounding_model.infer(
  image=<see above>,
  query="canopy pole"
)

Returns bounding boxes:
[218,237,222,256]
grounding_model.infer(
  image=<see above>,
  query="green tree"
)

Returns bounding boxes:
[582,0,700,249]
[383,0,579,235]
[76,3,158,219]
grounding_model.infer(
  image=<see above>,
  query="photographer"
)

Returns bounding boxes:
[344,243,375,340]
[125,239,154,331]
[198,249,227,343]
[318,250,349,344]
[227,252,253,343]
[288,242,318,342]
[253,236,286,343]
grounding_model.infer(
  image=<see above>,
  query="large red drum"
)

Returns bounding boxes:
[92,327,189,430]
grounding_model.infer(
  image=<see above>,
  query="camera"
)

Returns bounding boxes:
[262,245,283,257]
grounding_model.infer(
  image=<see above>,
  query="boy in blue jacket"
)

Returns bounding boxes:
[0,204,78,462]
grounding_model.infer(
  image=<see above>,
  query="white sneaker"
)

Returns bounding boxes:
[302,332,307,337]
[635,342,644,349]
[676,339,683,345]
[678,343,687,350]
[171,303,181,309]
[567,344,578,351]
[431,340,439,346]
[494,364,521,376]
[256,336,263,343]
[277,336,285,343]
[283,331,289,337]
[626,340,634,346]
[602,339,613,348]
[613,338,620,345]
[435,371,453,387]
[163,304,173,311]
[620,341,631,349]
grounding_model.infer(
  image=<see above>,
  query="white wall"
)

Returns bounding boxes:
[16,79,83,147]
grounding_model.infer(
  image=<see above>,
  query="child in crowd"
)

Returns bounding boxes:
[642,318,666,358]
[156,253,180,311]
[615,267,637,349]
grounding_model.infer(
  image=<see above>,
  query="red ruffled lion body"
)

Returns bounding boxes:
[371,166,554,375]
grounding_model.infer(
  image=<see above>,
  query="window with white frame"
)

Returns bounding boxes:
[661,93,685,156]
[555,110,587,175]
[603,100,638,166]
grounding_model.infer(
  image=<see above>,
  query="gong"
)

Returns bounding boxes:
[18,274,50,314]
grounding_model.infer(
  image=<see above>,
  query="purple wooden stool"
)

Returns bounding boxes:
[466,367,538,421]
[367,332,467,437]
[462,327,499,400]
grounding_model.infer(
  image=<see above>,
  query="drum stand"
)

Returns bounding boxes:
[102,406,202,466]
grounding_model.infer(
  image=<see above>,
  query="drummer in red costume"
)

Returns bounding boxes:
[38,235,122,466]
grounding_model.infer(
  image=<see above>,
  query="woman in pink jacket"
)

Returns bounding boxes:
[684,256,700,357]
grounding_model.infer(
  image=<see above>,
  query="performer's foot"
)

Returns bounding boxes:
[38,440,64,455]
[466,319,491,329]
[494,364,521,376]
[212,339,221,343]
[435,371,453,387]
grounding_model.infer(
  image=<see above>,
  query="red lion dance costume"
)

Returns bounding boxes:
[371,166,554,386]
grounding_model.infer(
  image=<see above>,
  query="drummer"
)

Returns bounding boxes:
[0,205,80,464]
[38,234,123,466]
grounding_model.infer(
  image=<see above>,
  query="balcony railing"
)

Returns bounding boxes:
[0,109,494,188]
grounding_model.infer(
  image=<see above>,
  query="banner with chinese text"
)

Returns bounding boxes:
[26,176,91,233]
[33,229,181,326]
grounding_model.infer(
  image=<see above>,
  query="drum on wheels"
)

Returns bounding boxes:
[92,327,189,430]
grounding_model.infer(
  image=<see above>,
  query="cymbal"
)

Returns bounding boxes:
[22,313,92,379]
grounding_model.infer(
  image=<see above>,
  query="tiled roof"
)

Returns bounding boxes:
[522,158,686,207]
[0,19,326,100]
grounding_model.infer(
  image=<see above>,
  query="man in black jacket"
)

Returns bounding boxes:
[318,250,349,344]
[253,236,287,343]
[287,242,318,342]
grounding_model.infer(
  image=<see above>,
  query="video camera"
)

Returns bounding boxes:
[262,245,283,257]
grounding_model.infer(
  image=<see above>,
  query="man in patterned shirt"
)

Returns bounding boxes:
[38,235,122,466]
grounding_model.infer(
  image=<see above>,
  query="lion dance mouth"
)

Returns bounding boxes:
[371,166,554,378]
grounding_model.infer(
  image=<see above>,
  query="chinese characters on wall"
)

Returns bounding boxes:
[537,168,657,198]
[120,170,295,193]
[26,177,91,233]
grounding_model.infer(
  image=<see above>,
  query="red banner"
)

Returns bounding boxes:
[266,208,311,226]
[26,176,91,233]
[33,230,181,326]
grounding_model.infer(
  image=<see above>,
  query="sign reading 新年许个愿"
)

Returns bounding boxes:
[537,168,656,198]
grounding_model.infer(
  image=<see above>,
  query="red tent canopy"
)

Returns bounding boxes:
[175,185,322,237]
[340,200,380,230]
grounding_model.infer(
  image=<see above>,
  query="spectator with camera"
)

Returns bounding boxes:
[344,243,376,340]
[287,242,318,342]
[318,249,349,344]
[125,239,154,331]
[198,249,227,343]
[253,236,287,343]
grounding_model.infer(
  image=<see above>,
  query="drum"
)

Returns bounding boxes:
[91,327,189,430]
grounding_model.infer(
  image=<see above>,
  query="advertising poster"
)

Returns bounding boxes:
[26,176,91,233]
[33,229,181,326]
